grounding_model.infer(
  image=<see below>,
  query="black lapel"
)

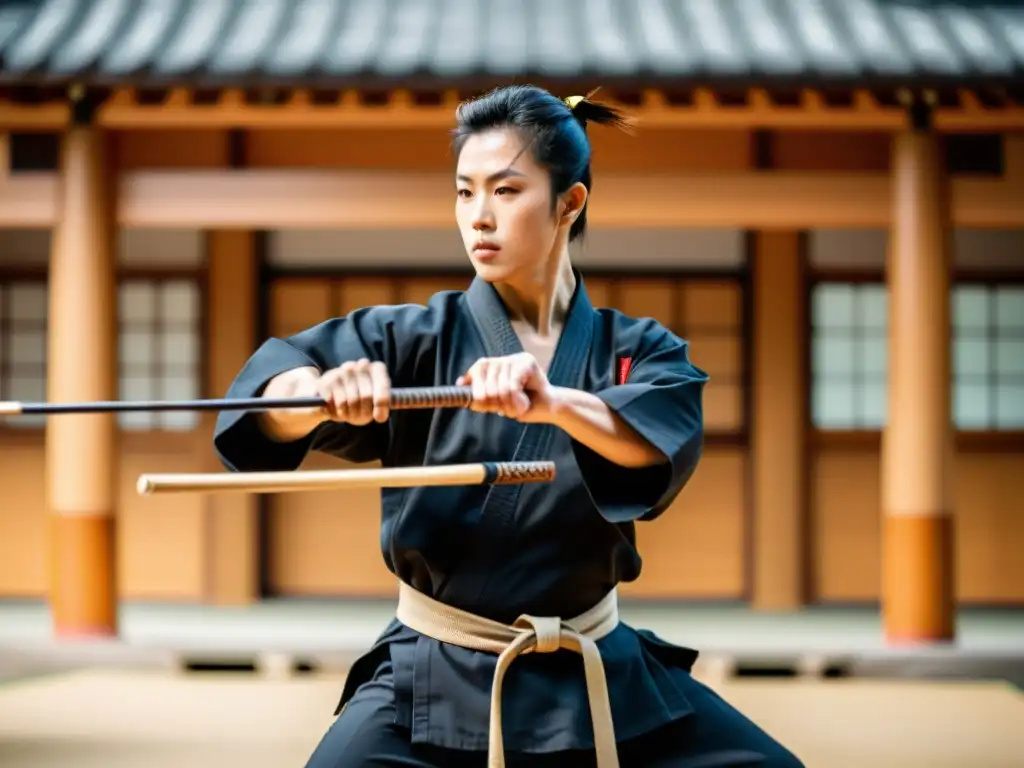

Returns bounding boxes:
[464,270,595,390]
[448,273,597,606]
[465,277,524,359]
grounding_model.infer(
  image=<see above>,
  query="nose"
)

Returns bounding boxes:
[471,197,495,232]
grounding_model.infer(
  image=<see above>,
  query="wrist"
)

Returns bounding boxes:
[543,386,575,427]
[266,366,320,395]
[257,366,326,440]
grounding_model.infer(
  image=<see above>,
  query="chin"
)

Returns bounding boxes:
[468,259,511,282]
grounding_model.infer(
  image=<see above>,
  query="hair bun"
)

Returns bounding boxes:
[564,95,587,111]
[562,90,633,133]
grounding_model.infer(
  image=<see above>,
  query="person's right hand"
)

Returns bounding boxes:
[258,360,391,442]
[314,358,391,425]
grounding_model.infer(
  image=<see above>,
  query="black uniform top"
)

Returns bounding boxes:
[213,272,709,754]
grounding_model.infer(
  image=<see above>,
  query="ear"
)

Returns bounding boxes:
[559,182,588,225]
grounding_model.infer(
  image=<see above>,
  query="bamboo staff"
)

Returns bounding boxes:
[137,461,556,496]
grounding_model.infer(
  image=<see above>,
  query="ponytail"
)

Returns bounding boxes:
[561,89,632,240]
[563,90,633,134]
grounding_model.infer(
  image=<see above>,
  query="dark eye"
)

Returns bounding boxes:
[457,189,472,199]
[495,186,516,196]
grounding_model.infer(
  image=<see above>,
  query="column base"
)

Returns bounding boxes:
[51,513,118,638]
[883,513,955,643]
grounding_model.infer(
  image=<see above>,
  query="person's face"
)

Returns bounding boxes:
[455,127,583,284]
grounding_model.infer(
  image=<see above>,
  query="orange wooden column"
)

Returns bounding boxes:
[882,104,956,643]
[751,231,807,610]
[46,101,119,637]
[203,230,260,605]
[0,132,9,180]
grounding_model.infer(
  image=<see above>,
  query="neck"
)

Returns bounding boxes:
[493,250,576,336]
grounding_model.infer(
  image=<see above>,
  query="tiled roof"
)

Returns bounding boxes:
[0,0,1021,88]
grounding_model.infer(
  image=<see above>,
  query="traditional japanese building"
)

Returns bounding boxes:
[0,0,1021,646]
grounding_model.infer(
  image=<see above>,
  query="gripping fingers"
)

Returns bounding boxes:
[495,362,521,417]
[317,367,348,422]
[317,359,383,425]
[340,362,363,422]
[466,359,528,418]
[353,359,376,424]
[369,361,391,423]
[467,360,490,412]
[496,361,531,418]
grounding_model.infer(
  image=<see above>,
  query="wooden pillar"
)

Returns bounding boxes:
[203,230,260,604]
[0,131,9,180]
[751,231,807,610]
[1005,133,1024,181]
[46,98,118,637]
[882,101,955,643]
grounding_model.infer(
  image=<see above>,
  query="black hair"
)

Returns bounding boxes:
[451,85,632,242]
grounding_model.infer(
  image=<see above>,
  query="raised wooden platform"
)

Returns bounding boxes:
[1,599,1022,686]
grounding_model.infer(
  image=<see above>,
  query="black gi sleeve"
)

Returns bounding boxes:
[571,323,708,524]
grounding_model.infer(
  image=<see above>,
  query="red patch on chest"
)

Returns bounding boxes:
[617,357,633,385]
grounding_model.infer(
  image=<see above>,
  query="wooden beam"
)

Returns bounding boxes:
[0,101,68,130]
[2,89,1023,132]
[1,169,1022,229]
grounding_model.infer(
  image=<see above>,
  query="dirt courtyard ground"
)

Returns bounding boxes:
[0,668,1022,768]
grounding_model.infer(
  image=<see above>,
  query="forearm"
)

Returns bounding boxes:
[256,366,325,443]
[545,386,666,469]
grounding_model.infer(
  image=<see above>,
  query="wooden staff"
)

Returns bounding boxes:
[0,385,473,416]
[137,461,556,496]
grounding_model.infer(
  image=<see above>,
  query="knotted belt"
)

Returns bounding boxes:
[396,581,621,768]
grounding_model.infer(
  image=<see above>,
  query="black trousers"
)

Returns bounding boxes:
[304,665,805,768]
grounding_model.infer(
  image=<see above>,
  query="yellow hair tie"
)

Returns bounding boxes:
[564,95,585,110]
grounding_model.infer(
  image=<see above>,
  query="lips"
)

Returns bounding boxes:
[472,241,501,261]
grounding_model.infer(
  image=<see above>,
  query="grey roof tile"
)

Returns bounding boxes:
[99,0,182,76]
[0,0,1020,87]
[431,0,486,77]
[374,0,440,77]
[151,0,233,75]
[834,0,917,76]
[632,0,702,75]
[265,0,342,76]
[735,0,808,76]
[787,0,863,76]
[481,0,530,74]
[50,0,133,74]
[938,5,1016,75]
[681,0,752,75]
[2,0,80,73]
[208,0,291,75]
[322,0,389,75]
[984,6,1024,67]
[890,3,966,75]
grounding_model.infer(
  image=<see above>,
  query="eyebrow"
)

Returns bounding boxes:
[456,168,528,184]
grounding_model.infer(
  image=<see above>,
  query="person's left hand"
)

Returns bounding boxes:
[457,352,554,422]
